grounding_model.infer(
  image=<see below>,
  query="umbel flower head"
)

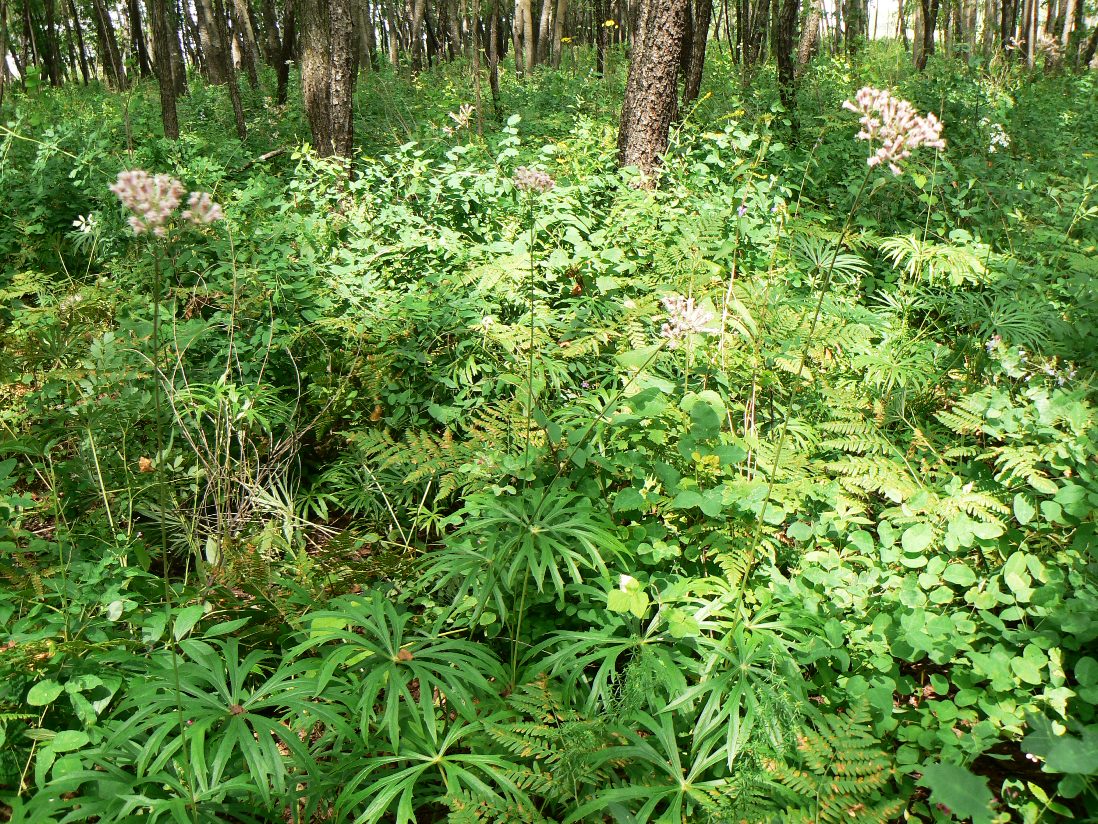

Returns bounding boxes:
[843,87,945,175]
[513,166,555,194]
[110,170,223,235]
[660,294,715,348]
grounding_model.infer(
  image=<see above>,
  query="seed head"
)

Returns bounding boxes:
[843,87,945,175]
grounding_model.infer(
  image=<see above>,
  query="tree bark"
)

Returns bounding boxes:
[276,0,294,101]
[796,0,821,69]
[149,0,180,137]
[231,0,262,86]
[914,0,938,68]
[127,0,152,76]
[259,0,281,61]
[195,0,231,81]
[90,0,128,87]
[618,0,689,181]
[774,0,798,109]
[299,0,355,157]
[681,0,711,106]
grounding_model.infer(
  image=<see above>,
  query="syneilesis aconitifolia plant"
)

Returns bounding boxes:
[737,88,946,601]
[111,169,225,824]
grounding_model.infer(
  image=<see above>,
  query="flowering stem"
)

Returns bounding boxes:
[739,165,874,602]
[524,197,537,477]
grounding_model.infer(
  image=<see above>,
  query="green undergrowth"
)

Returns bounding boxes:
[1,46,1097,823]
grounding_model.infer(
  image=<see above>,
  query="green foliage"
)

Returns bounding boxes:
[2,40,1097,824]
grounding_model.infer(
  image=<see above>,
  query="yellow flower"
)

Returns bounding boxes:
[561,36,572,43]
[604,19,617,26]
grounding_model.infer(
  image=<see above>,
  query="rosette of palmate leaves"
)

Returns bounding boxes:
[28,636,344,823]
[292,591,506,751]
[423,487,627,628]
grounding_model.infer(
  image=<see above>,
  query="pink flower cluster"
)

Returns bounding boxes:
[843,87,945,175]
[513,166,555,194]
[182,191,223,224]
[110,170,223,236]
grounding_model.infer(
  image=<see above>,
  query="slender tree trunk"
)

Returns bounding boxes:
[594,0,606,73]
[90,0,128,87]
[150,0,179,137]
[618,0,689,180]
[275,0,294,101]
[488,0,500,107]
[299,0,354,157]
[796,0,821,69]
[0,0,8,106]
[682,0,711,105]
[259,0,280,61]
[914,0,938,68]
[211,0,247,136]
[66,0,90,83]
[231,0,261,86]
[774,0,798,109]
[127,0,152,76]
[409,0,426,68]
[521,0,535,70]
[41,0,62,84]
[535,0,551,61]
[549,0,567,65]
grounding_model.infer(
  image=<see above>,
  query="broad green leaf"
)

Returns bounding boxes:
[902,523,934,554]
[918,763,994,824]
[173,604,205,641]
[27,680,64,707]
[1013,493,1035,526]
[943,562,977,587]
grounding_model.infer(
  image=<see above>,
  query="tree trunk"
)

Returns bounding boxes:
[127,0,152,76]
[549,0,566,65]
[535,0,551,62]
[90,0,128,87]
[914,0,938,68]
[276,0,294,101]
[0,0,8,106]
[299,0,355,157]
[259,0,281,61]
[774,0,798,109]
[231,0,262,86]
[796,0,821,69]
[618,0,689,181]
[149,0,180,137]
[681,0,710,105]
[195,0,231,81]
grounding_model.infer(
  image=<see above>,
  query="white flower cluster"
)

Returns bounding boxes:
[660,294,715,348]
[843,86,945,175]
[981,118,1010,154]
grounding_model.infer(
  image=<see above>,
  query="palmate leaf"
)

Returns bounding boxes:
[562,712,729,824]
[423,488,626,625]
[102,637,334,807]
[532,607,690,716]
[666,625,805,769]
[294,591,505,749]
[335,720,532,824]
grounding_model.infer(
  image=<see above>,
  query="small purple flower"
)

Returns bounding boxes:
[737,204,748,218]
